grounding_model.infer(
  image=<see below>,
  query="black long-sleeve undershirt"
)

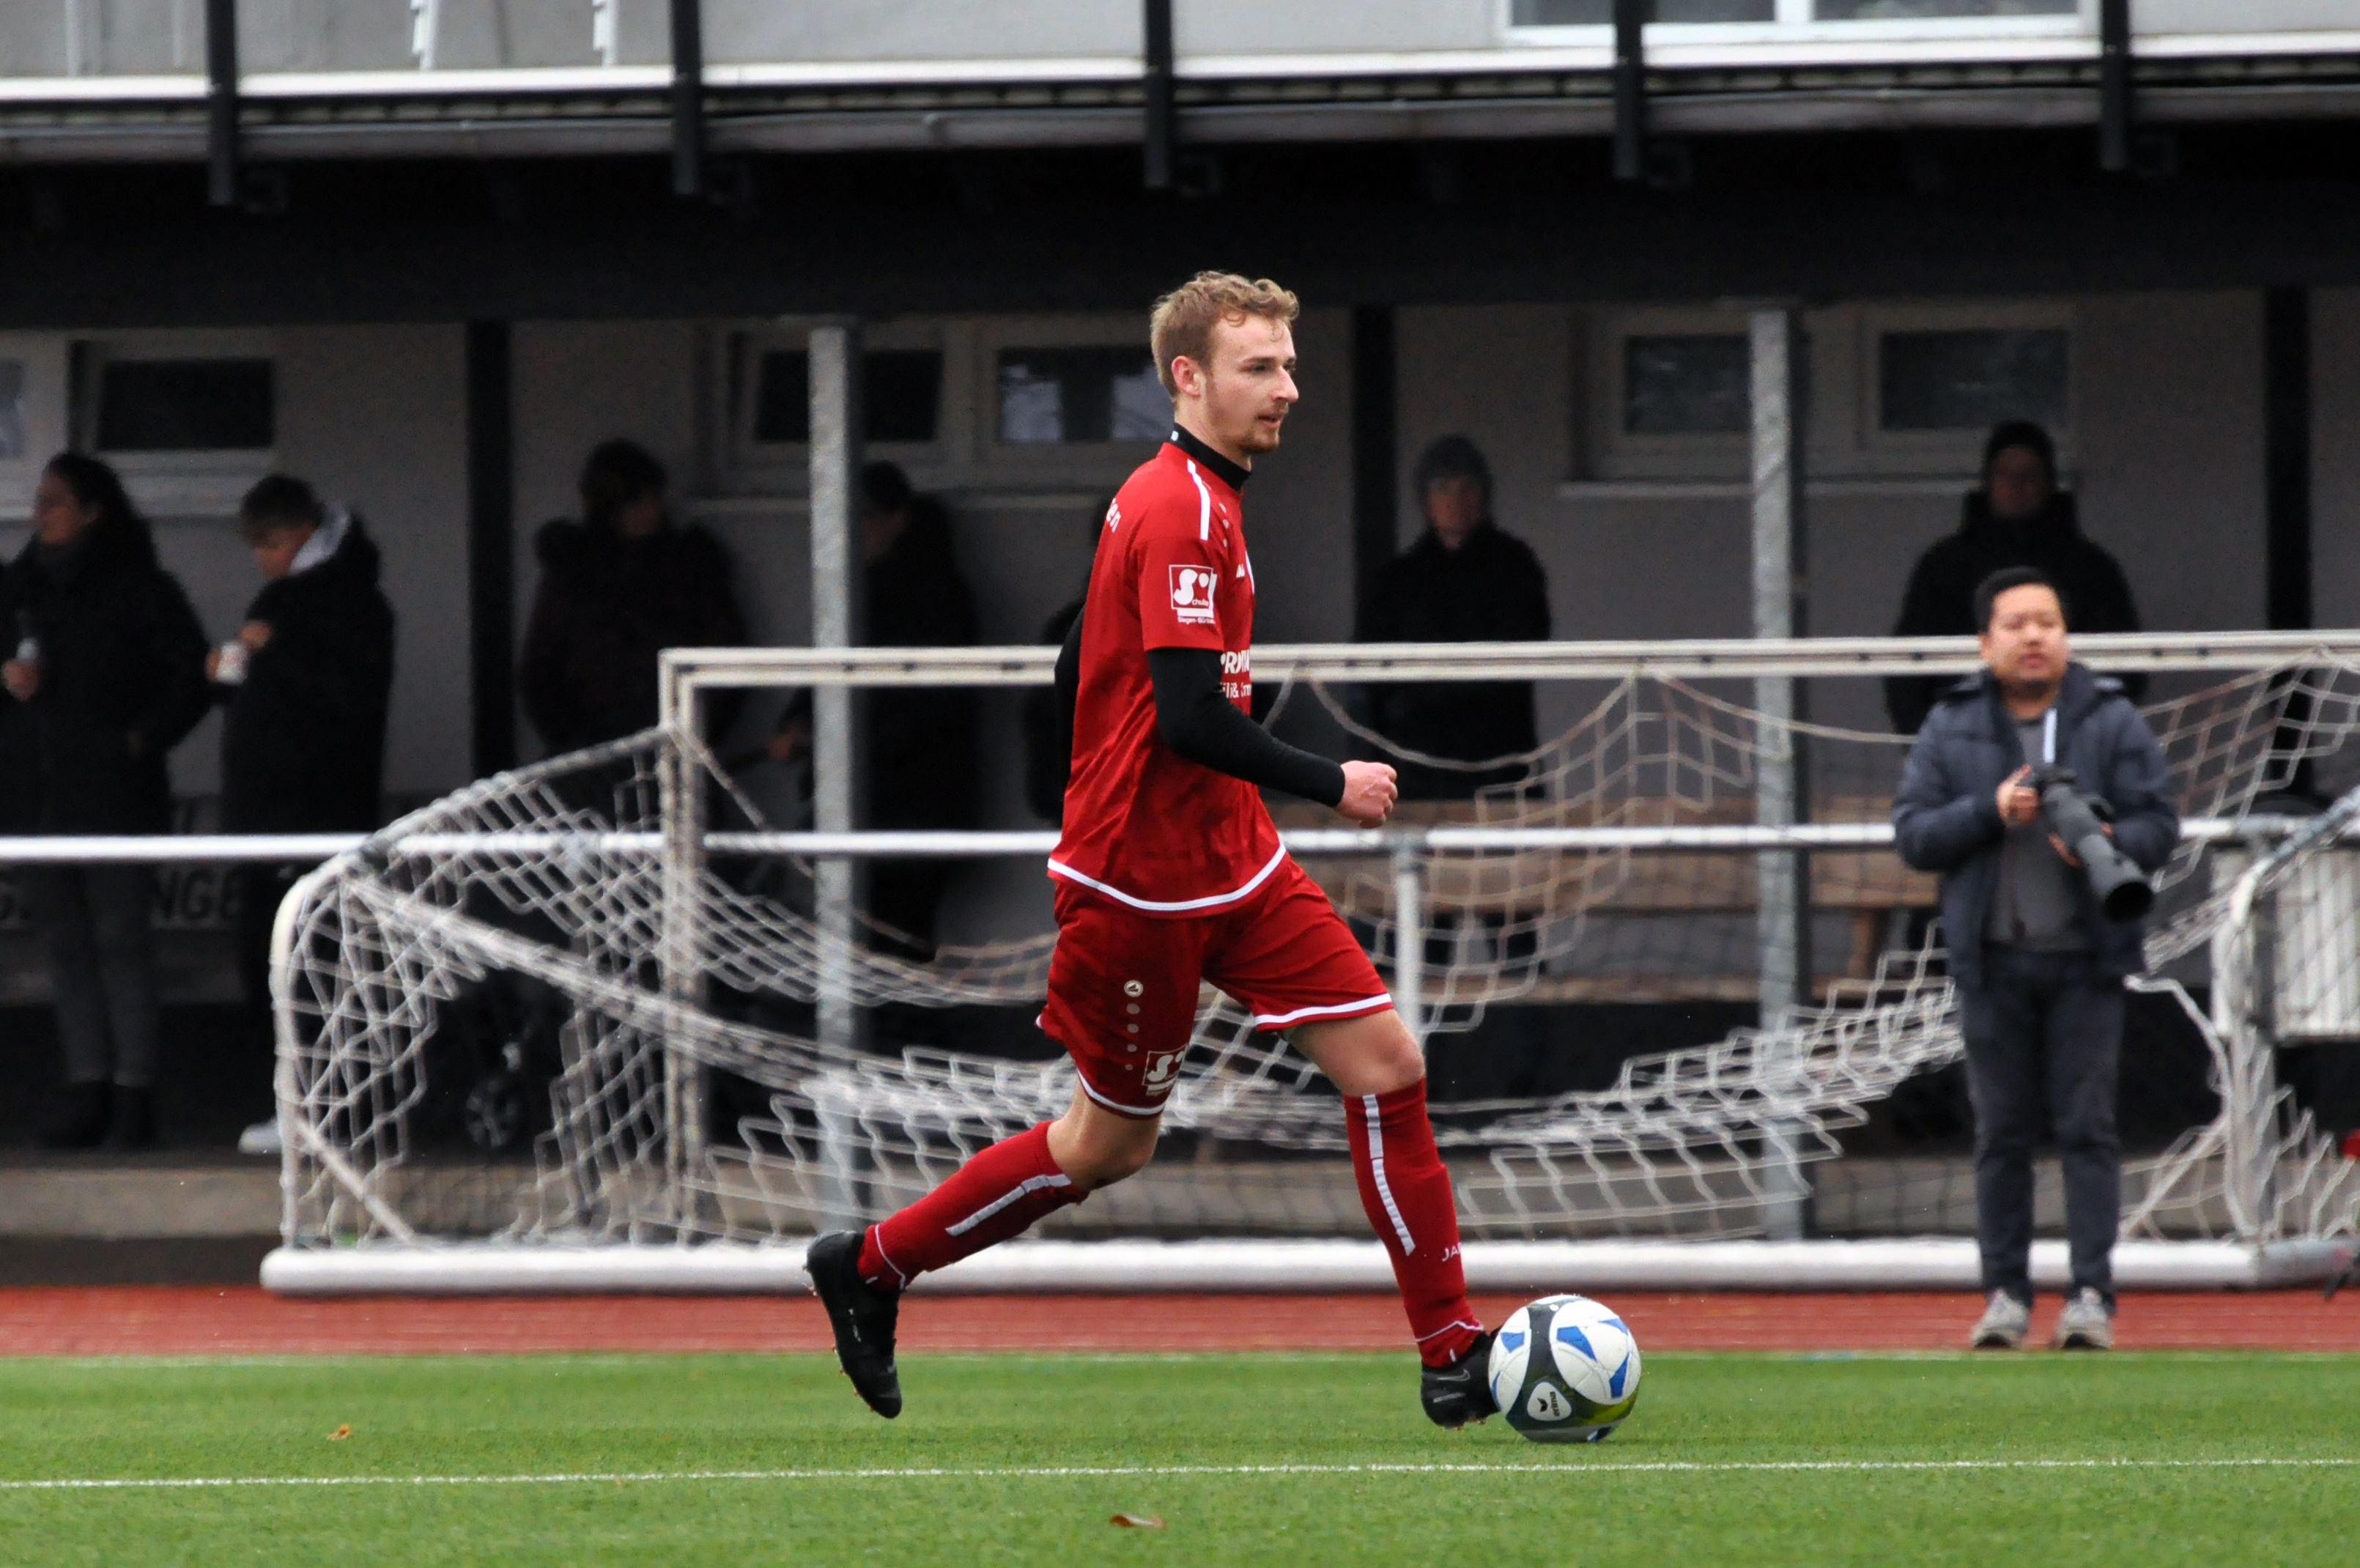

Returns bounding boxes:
[1054,611,1346,808]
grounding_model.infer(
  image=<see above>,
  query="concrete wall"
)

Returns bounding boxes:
[2311,289,2360,632]
[0,289,2331,951]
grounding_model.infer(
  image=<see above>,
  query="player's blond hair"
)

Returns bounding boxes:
[1150,272,1301,396]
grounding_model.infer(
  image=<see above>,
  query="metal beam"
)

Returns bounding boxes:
[2099,0,2133,174]
[465,322,517,777]
[1612,0,1646,184]
[1750,306,1810,1241]
[1142,0,1177,191]
[669,0,705,199]
[1350,305,1398,632]
[203,0,238,206]
[808,321,866,1120]
[2265,286,2312,633]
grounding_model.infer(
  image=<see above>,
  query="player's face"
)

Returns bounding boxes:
[1194,314,1298,457]
[1979,583,2069,691]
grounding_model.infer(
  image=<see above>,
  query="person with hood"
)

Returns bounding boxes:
[772,462,981,960]
[1884,421,2145,736]
[210,474,395,1155]
[1,453,210,1149]
[1893,566,2177,1353]
[519,439,747,756]
[1355,435,1551,799]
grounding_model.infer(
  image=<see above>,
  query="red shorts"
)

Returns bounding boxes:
[1040,857,1393,1118]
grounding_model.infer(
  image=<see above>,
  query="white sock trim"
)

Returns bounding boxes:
[1415,1317,1485,1343]
[1361,1092,1416,1257]
[944,1172,1076,1238]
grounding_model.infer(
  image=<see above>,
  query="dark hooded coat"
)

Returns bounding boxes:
[0,511,210,833]
[519,517,747,754]
[217,511,396,833]
[1356,519,1551,799]
[1884,491,2145,735]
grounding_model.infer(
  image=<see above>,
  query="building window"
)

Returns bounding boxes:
[95,358,274,452]
[1814,0,2071,16]
[1511,0,1774,19]
[0,360,25,461]
[747,347,944,446]
[1878,328,2068,432]
[1623,334,1753,435]
[995,347,1166,445]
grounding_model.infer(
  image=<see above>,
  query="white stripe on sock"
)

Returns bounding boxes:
[1361,1093,1416,1256]
[866,1229,909,1290]
[944,1172,1075,1238]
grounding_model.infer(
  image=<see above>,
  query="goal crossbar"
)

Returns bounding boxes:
[662,630,2360,689]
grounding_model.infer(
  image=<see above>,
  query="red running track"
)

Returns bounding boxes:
[0,1288,2355,1356]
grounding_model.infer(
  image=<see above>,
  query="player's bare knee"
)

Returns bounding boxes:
[1297,1009,1424,1098]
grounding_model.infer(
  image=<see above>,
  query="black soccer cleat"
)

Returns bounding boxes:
[805,1229,904,1419]
[1421,1331,1498,1429]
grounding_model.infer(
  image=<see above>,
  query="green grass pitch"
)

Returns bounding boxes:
[3,1350,2356,1566]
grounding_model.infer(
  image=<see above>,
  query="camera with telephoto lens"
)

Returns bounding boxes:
[2024,765,2153,922]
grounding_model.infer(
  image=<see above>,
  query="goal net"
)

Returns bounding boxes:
[268,635,2360,1282]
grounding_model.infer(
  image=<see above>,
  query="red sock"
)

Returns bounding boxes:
[1346,1080,1484,1367]
[856,1122,1082,1290]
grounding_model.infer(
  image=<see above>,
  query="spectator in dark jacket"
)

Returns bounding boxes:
[519,440,747,755]
[211,475,396,1153]
[1357,436,1551,799]
[1,454,210,1149]
[1884,421,2144,736]
[1893,567,2178,1350]
[776,462,982,959]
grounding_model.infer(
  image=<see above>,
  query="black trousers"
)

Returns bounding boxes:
[236,862,317,1070]
[24,865,159,1089]
[1959,947,2125,1303]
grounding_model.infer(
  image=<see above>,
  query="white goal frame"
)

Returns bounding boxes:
[260,630,2360,1294]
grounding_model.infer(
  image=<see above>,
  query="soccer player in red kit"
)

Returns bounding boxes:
[807,272,1495,1427]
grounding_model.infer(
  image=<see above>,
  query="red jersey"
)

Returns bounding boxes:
[1049,434,1284,916]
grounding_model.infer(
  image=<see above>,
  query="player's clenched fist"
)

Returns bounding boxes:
[1336,761,1399,826]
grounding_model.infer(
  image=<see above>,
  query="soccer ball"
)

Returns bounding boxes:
[1486,1294,1642,1443]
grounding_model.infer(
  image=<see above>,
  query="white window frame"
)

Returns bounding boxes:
[1846,299,2076,478]
[717,317,958,495]
[70,330,279,518]
[1582,300,2074,483]
[1583,304,1758,481]
[971,313,1168,487]
[709,314,1169,502]
[1500,0,2090,50]
[0,334,71,525]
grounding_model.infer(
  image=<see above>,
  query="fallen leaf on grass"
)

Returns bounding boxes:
[327,1425,350,1441]
[1109,1514,1164,1529]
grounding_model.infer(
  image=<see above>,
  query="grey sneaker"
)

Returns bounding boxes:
[1969,1290,2030,1350]
[2052,1287,2115,1350]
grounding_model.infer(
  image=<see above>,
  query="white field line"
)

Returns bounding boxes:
[2,1457,2353,1492]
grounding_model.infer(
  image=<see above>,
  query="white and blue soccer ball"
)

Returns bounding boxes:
[1487,1294,1642,1443]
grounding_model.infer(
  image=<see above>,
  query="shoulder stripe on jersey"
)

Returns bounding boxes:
[1184,459,1213,542]
[1046,843,1287,914]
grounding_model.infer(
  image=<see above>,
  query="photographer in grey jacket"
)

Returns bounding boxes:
[1893,566,2177,1352]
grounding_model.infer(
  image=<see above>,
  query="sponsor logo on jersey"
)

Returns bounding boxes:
[1169,565,1218,625]
[1105,500,1122,530]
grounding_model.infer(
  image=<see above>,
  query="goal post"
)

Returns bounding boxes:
[263,632,2360,1293]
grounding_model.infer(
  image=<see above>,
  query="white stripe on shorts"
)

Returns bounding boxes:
[1252,994,1393,1029]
